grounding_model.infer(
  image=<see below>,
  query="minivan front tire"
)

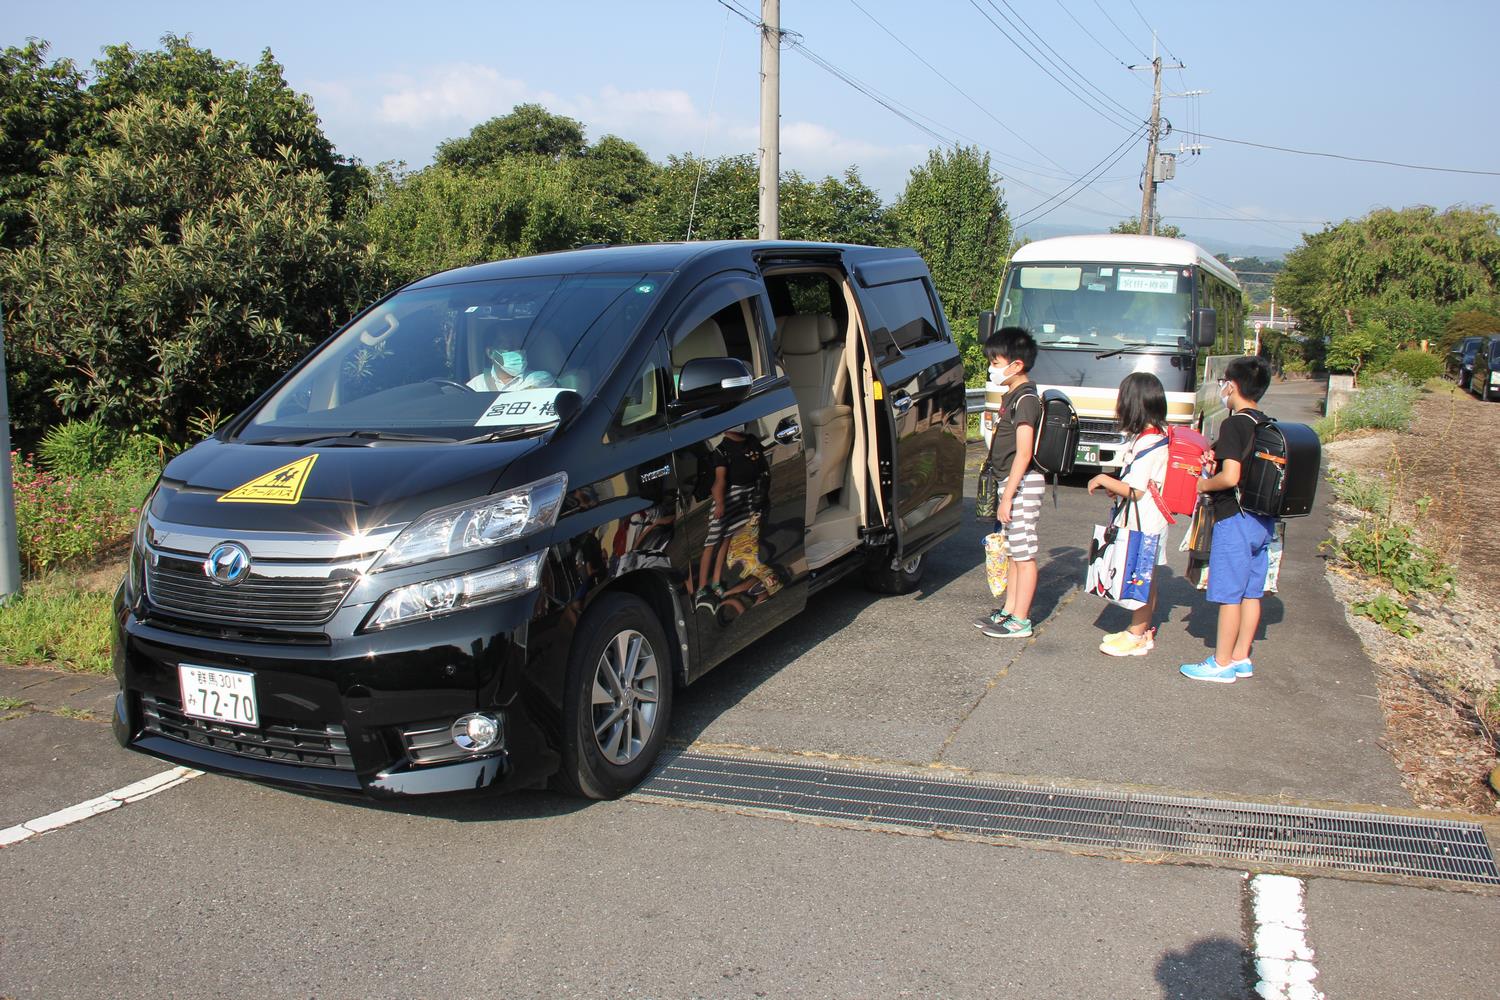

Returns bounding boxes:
[558,592,674,799]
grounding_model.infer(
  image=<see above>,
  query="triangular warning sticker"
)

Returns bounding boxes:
[217,455,318,505]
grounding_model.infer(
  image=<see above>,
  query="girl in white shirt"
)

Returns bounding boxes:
[1087,372,1172,657]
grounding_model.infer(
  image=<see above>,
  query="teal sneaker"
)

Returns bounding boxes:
[983,616,1032,638]
[1180,655,1238,683]
[973,609,1011,630]
[1231,659,1254,678]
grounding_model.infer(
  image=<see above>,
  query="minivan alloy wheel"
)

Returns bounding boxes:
[591,629,659,765]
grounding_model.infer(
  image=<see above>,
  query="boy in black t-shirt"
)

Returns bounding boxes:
[974,327,1045,639]
[1181,355,1276,684]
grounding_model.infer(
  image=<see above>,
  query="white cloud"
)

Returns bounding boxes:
[374,64,531,126]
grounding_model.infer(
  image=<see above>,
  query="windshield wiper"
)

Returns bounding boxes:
[1094,344,1173,360]
[244,430,459,446]
[458,423,558,444]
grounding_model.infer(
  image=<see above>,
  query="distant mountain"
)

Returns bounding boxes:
[1016,222,1291,260]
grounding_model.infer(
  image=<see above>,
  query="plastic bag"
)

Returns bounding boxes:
[983,531,1009,599]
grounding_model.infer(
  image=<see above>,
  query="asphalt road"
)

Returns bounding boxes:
[3,380,1498,999]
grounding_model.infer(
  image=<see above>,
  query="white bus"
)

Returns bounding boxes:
[981,234,1246,469]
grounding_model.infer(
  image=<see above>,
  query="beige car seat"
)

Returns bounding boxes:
[780,314,853,505]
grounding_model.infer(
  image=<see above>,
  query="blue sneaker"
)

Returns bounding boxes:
[1180,655,1238,683]
[1231,659,1254,678]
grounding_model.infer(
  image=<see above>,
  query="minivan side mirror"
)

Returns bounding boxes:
[1193,307,1217,348]
[977,310,996,342]
[670,356,753,416]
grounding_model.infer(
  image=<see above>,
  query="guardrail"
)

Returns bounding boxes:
[965,387,986,414]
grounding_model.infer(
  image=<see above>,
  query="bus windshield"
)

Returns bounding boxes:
[999,262,1193,354]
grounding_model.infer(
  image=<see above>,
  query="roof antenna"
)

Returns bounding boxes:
[686,8,731,241]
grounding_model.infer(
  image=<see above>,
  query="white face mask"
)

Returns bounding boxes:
[989,361,1017,384]
[1219,380,1234,404]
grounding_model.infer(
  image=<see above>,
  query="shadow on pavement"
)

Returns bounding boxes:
[1153,935,1255,1000]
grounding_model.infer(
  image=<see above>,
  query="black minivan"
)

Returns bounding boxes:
[113,241,968,798]
[1469,335,1500,401]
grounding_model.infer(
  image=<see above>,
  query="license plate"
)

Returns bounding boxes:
[1076,444,1100,465]
[178,664,258,727]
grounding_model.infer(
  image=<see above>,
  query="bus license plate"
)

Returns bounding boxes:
[178,665,259,727]
[1076,444,1100,465]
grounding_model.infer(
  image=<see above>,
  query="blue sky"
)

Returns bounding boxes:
[9,0,1499,252]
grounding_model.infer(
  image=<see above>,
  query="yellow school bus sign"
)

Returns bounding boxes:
[217,455,318,505]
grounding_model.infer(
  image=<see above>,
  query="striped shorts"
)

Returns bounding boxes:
[999,472,1045,561]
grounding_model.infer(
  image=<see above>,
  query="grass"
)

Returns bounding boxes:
[0,568,120,674]
[1314,374,1420,440]
[0,696,31,710]
[1328,470,1392,517]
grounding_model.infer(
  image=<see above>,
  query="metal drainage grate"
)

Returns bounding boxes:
[637,750,1500,886]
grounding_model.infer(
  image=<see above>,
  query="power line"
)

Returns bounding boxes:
[1014,125,1149,228]
[988,0,1140,121]
[967,0,1141,131]
[1091,0,1148,59]
[1166,215,1331,224]
[1053,0,1144,81]
[845,0,1067,174]
[1192,131,1500,177]
[1126,0,1183,64]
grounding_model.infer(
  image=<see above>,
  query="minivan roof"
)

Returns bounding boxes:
[407,240,918,289]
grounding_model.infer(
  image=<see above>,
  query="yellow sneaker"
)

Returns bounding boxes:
[1100,629,1154,657]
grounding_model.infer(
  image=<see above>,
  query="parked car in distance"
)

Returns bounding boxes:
[1469,335,1500,401]
[112,241,969,800]
[1450,335,1486,390]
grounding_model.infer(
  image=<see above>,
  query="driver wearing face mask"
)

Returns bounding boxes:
[466,340,557,393]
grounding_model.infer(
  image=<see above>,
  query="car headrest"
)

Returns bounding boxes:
[671,318,727,367]
[781,315,834,356]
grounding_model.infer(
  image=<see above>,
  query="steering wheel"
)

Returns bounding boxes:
[425,377,473,393]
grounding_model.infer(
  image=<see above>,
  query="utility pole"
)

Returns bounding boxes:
[0,310,21,604]
[1132,35,1183,237]
[758,0,780,240]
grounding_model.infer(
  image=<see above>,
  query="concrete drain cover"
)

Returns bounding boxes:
[638,750,1499,886]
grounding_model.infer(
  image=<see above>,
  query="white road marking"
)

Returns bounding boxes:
[0,766,202,848]
[1249,873,1325,1000]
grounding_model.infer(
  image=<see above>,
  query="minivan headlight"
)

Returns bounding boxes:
[376,473,567,571]
[365,552,545,630]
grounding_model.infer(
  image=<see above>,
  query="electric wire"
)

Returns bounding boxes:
[686,8,732,240]
[987,0,1141,121]
[1191,131,1500,177]
[1053,0,1145,82]
[967,0,1142,131]
[1091,0,1148,59]
[845,0,1067,174]
[1013,124,1148,228]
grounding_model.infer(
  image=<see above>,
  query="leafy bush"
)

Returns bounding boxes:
[1328,471,1391,517]
[38,417,166,476]
[1314,374,1419,439]
[1377,349,1444,385]
[11,452,155,573]
[1328,518,1456,597]
[1352,593,1420,637]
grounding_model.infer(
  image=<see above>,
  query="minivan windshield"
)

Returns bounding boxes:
[240,272,666,443]
[999,262,1193,354]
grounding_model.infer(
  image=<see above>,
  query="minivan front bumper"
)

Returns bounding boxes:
[111,589,564,799]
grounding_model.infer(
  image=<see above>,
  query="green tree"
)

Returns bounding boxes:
[890,146,1011,381]
[0,41,87,249]
[85,36,366,218]
[1326,321,1395,380]
[365,159,588,282]
[1276,206,1500,364]
[435,103,588,170]
[649,153,758,241]
[1444,307,1500,348]
[781,168,893,246]
[1,97,380,440]
[1110,215,1183,239]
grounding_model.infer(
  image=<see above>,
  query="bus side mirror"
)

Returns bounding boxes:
[977,310,996,342]
[1193,307,1217,348]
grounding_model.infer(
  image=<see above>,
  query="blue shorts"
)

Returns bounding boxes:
[1206,512,1277,605]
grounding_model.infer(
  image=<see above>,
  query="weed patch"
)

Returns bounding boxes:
[0,569,119,673]
[0,696,31,711]
[1326,517,1456,598]
[1352,593,1420,637]
[1314,375,1420,440]
[11,453,154,574]
[1328,470,1391,516]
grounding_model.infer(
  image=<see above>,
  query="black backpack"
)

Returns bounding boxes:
[1238,412,1321,518]
[1032,389,1080,476]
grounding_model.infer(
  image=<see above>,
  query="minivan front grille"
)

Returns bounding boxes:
[141,694,354,770]
[145,551,354,628]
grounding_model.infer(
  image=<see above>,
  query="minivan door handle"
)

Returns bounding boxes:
[890,391,913,415]
[774,418,802,444]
